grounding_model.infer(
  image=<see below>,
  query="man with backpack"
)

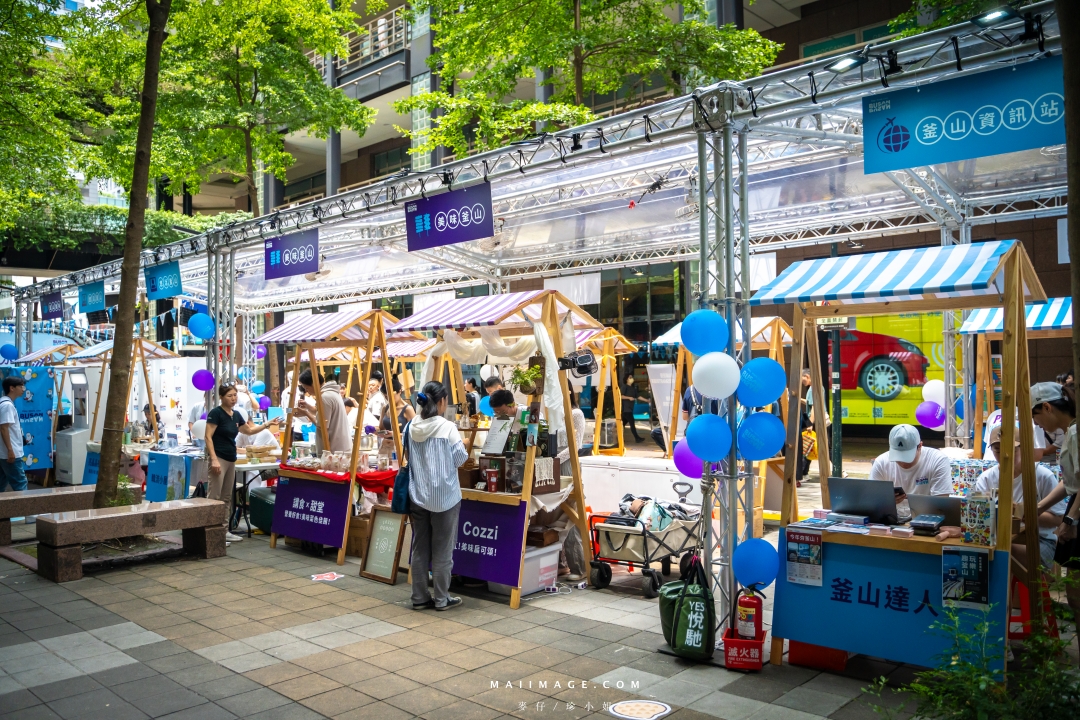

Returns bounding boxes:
[0,376,27,491]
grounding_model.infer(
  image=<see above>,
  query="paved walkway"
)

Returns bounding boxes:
[0,528,918,720]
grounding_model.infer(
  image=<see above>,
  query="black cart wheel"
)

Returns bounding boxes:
[590,562,612,589]
[679,553,693,577]
[641,570,660,599]
[661,557,672,576]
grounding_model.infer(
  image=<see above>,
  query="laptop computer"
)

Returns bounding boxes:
[908,494,963,526]
[827,477,900,525]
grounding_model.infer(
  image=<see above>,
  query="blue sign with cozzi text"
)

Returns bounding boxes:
[78,281,106,314]
[406,182,494,252]
[264,228,320,280]
[862,55,1064,175]
[144,261,183,300]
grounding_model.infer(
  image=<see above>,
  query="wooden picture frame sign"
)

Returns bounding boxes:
[360,505,408,585]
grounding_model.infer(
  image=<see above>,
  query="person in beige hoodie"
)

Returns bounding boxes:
[294,370,352,453]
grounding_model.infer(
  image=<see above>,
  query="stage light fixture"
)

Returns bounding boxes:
[823,52,868,74]
[970,6,1018,28]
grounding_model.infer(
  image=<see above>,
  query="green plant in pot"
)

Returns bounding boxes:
[509,364,544,396]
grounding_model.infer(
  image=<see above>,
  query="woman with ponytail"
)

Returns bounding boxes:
[406,381,468,611]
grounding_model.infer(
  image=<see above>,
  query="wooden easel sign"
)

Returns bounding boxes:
[361,505,408,585]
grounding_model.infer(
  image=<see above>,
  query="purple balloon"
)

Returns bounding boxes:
[192,369,216,392]
[673,440,704,479]
[259,395,272,411]
[254,344,267,360]
[915,400,946,429]
[200,412,207,420]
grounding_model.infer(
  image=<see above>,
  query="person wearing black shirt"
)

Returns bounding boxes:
[621,374,644,443]
[205,384,280,542]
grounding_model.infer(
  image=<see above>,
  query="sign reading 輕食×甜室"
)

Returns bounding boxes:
[862,55,1063,174]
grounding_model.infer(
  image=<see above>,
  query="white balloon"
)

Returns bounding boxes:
[479,364,496,381]
[691,352,741,400]
[191,420,206,440]
[922,379,946,406]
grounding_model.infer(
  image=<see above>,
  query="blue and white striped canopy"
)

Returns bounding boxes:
[960,297,1072,335]
[750,241,1017,306]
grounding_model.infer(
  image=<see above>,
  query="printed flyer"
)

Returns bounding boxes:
[785,528,823,587]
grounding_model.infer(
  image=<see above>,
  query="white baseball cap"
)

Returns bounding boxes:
[888,423,921,463]
[1030,382,1064,408]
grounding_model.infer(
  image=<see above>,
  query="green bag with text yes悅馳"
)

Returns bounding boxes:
[659,556,715,661]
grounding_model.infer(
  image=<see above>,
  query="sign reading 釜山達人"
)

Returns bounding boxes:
[41,293,64,321]
[78,281,106,314]
[144,261,183,300]
[862,55,1064,175]
[452,499,527,587]
[406,183,494,252]
[264,228,319,280]
[271,477,351,548]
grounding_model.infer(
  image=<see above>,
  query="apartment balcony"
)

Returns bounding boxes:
[309,6,411,103]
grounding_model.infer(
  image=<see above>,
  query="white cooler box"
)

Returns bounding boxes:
[488,543,562,596]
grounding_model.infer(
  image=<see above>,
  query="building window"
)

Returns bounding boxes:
[801,21,913,59]
[372,146,410,177]
[410,73,432,171]
[455,285,489,299]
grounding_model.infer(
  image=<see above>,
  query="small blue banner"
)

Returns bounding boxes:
[83,450,100,485]
[0,366,55,470]
[264,229,319,280]
[146,451,190,502]
[78,281,106,314]
[41,293,64,321]
[406,183,494,252]
[144,261,183,300]
[863,55,1064,174]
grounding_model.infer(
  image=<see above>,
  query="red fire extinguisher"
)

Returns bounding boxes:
[736,586,764,640]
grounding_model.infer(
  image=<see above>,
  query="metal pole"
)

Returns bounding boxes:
[830,244,842,475]
[695,132,710,310]
[737,131,754,544]
[719,118,737,634]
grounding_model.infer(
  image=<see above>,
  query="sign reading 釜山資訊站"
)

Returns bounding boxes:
[452,499,527,587]
[264,228,319,280]
[41,293,64,321]
[271,477,351,548]
[406,183,494,252]
[144,261,183,300]
[78,281,106,314]
[862,55,1064,175]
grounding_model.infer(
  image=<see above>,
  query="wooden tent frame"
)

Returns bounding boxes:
[665,316,793,458]
[771,243,1049,665]
[266,309,425,566]
[79,339,180,444]
[290,340,434,400]
[402,289,601,609]
[578,328,637,457]
[15,343,82,367]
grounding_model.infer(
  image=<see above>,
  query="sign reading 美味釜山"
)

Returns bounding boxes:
[78,281,106,314]
[41,293,64,321]
[144,261,183,300]
[862,55,1064,175]
[406,182,494,252]
[264,228,319,280]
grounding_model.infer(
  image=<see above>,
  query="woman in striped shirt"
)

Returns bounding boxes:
[407,381,469,611]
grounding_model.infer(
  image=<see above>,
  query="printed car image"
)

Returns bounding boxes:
[830,329,930,402]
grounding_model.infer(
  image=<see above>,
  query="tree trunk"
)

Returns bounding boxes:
[1061,0,1080,385]
[572,0,583,105]
[245,128,261,216]
[94,0,172,508]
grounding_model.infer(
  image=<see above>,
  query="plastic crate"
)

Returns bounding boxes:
[788,640,850,672]
[722,628,765,671]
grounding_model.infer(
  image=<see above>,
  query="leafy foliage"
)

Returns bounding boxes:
[891,0,1040,35]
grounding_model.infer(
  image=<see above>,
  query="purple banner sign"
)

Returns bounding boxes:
[406,183,494,252]
[272,476,351,547]
[452,499,527,587]
[41,292,64,321]
[264,228,319,280]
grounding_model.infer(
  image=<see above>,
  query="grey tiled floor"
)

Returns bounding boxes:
[0,529,918,720]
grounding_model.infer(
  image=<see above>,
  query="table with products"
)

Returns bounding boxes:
[753,240,1048,672]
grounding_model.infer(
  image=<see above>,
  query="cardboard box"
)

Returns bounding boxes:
[526,527,559,547]
[345,515,371,558]
[736,507,765,538]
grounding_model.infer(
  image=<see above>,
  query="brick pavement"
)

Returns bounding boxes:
[0,533,915,720]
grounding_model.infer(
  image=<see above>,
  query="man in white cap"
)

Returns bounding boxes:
[869,424,952,519]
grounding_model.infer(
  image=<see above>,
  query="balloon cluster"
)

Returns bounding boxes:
[915,379,946,430]
[675,310,788,477]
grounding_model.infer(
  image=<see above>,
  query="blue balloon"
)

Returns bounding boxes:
[237,367,252,381]
[732,538,779,589]
[737,412,786,461]
[251,380,266,394]
[737,357,786,408]
[188,312,216,340]
[478,396,492,417]
[685,413,732,462]
[954,396,964,420]
[0,344,17,361]
[680,310,728,357]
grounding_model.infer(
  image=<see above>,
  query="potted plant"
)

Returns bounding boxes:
[510,363,544,396]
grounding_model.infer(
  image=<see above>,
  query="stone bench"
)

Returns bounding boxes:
[35,498,228,582]
[0,486,96,545]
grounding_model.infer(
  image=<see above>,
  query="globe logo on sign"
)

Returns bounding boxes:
[877,117,910,153]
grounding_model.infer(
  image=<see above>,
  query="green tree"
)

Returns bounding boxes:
[0,0,95,230]
[890,0,1037,34]
[396,0,779,157]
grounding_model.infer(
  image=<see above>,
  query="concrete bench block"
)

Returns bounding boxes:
[36,499,226,547]
[0,486,96,544]
[38,543,84,583]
